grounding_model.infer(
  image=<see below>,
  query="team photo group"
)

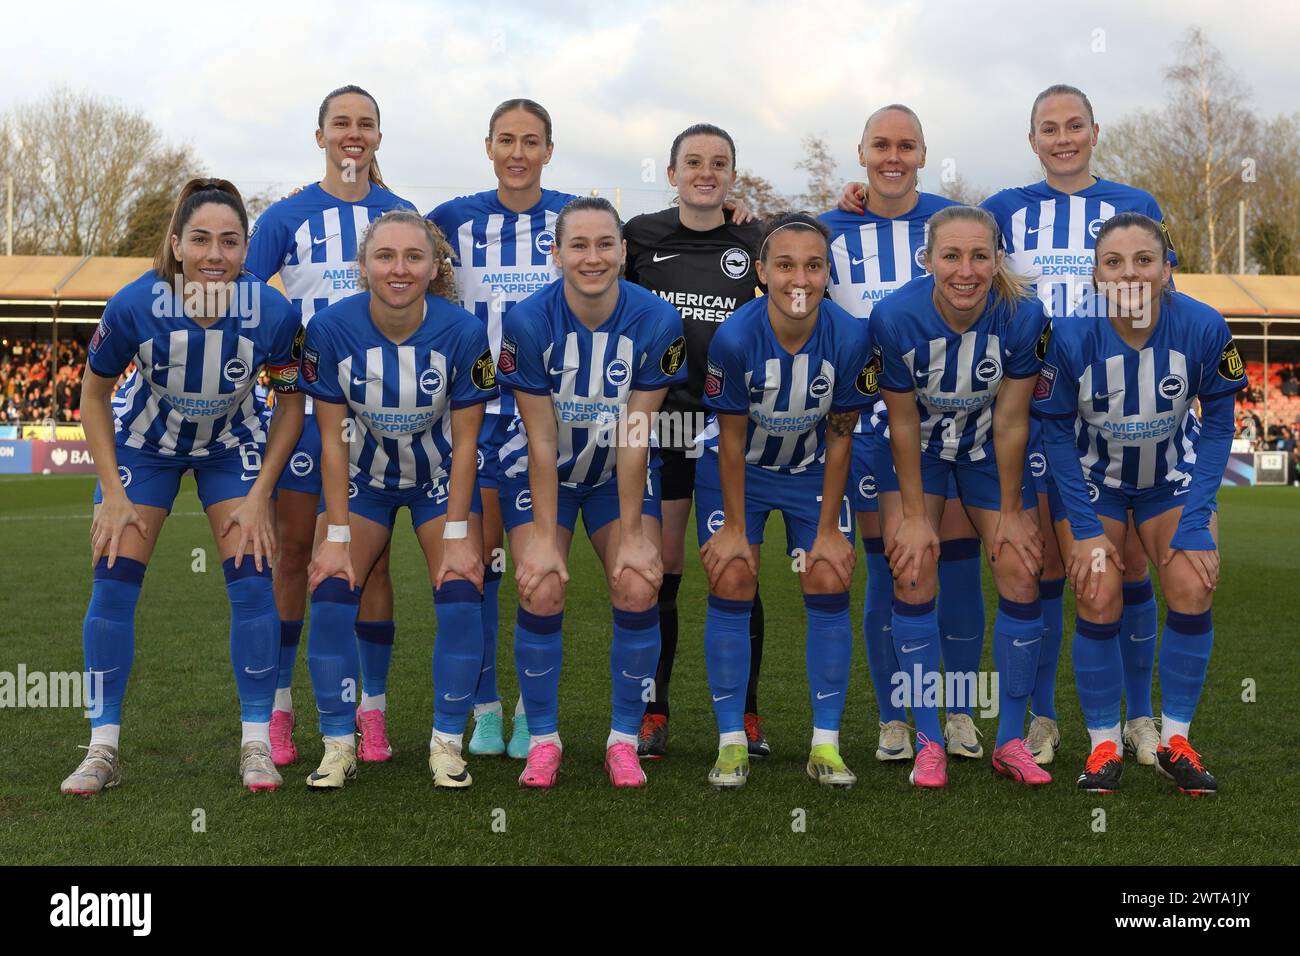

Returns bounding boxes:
[61,80,1241,803]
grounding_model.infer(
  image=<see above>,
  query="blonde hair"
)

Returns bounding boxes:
[154,178,248,279]
[924,205,1033,309]
[356,210,457,302]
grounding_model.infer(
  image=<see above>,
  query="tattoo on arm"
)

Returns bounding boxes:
[827,411,856,437]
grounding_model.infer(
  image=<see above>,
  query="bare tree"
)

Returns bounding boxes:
[1094,27,1257,273]
[1243,114,1300,274]
[2,87,202,256]
[795,135,839,213]
[937,171,986,207]
[731,168,786,220]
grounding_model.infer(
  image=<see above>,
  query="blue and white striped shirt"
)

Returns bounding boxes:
[1032,291,1246,490]
[872,276,1046,462]
[980,178,1173,318]
[497,279,685,486]
[428,188,577,419]
[298,292,496,490]
[699,296,875,473]
[88,272,301,458]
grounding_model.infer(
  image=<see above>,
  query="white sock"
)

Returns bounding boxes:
[1160,715,1190,747]
[474,700,503,718]
[719,731,746,749]
[273,687,293,712]
[242,721,271,747]
[430,728,462,752]
[324,733,355,750]
[90,724,120,750]
[1088,723,1122,751]
[514,696,526,717]
[607,729,637,749]
[811,727,839,749]
[360,692,386,713]
[529,732,561,752]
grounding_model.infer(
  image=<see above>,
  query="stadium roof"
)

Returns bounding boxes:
[0,255,285,303]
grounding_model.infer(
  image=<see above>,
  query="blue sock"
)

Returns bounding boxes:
[863,539,905,723]
[1073,616,1123,731]
[277,620,302,693]
[1159,609,1214,724]
[474,568,503,705]
[1119,578,1157,720]
[704,595,751,735]
[805,592,852,731]
[611,607,660,736]
[515,606,563,736]
[938,538,985,717]
[1031,578,1066,719]
[432,581,483,736]
[993,597,1043,747]
[83,558,145,729]
[224,558,278,724]
[892,598,944,747]
[356,619,395,699]
[308,578,361,737]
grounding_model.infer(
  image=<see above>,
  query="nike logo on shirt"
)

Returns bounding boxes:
[313,234,339,245]
[652,253,680,262]
[1095,390,1122,400]
[850,254,878,265]
[353,377,379,386]
[1027,224,1052,235]
[475,241,492,249]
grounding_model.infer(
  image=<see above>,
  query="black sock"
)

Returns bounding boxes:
[647,573,681,717]
[746,586,764,714]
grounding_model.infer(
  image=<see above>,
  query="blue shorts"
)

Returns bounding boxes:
[277,412,321,497]
[1027,418,1050,496]
[95,441,266,512]
[1047,475,1209,530]
[854,430,959,513]
[500,465,662,536]
[694,451,853,554]
[326,471,483,531]
[476,412,515,492]
[873,441,1034,513]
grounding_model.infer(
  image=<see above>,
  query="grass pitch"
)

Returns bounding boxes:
[0,475,1296,865]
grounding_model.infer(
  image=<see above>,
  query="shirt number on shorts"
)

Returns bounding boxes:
[815,494,853,535]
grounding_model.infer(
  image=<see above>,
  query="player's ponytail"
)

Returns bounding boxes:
[317,85,388,189]
[924,205,1032,310]
[356,210,458,303]
[153,178,248,280]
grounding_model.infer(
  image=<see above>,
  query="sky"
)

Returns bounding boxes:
[2,0,1296,219]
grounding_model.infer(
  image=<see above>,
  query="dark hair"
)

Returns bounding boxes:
[154,178,248,279]
[863,103,926,147]
[1091,212,1174,302]
[669,123,736,170]
[488,98,553,145]
[757,211,829,262]
[1030,83,1095,131]
[1094,211,1170,261]
[924,205,1032,308]
[554,196,622,245]
[317,85,387,188]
